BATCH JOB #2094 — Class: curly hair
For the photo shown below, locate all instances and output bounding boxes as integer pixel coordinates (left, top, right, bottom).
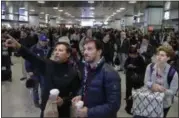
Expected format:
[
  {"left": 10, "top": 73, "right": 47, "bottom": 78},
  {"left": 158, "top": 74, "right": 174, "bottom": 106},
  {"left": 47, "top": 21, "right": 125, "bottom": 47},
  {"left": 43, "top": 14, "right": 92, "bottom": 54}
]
[{"left": 157, "top": 45, "right": 175, "bottom": 58}]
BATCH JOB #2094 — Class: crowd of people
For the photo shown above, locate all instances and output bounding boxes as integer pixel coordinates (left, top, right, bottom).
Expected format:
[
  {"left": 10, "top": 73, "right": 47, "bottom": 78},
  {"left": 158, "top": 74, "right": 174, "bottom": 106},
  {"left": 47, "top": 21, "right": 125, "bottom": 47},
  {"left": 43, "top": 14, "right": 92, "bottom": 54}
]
[{"left": 1, "top": 26, "right": 179, "bottom": 118}]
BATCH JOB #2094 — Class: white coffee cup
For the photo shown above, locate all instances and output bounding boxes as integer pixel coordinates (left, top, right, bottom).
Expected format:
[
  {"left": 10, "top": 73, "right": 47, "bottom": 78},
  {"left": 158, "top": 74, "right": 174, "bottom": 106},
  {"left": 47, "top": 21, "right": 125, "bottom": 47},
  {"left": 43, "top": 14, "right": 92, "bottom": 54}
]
[
  {"left": 49, "top": 89, "right": 60, "bottom": 101},
  {"left": 75, "top": 101, "right": 84, "bottom": 109}
]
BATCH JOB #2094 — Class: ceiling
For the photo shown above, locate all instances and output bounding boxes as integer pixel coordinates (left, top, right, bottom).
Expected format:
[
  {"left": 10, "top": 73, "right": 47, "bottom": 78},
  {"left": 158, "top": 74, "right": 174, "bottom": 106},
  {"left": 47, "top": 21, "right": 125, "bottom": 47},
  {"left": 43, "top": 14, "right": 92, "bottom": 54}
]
[{"left": 1, "top": 1, "right": 179, "bottom": 24}]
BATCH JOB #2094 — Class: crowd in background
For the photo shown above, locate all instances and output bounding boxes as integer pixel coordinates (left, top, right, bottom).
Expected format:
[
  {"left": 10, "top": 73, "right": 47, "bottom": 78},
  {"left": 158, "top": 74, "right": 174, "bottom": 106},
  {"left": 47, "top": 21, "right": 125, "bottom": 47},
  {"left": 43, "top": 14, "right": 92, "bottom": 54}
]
[{"left": 1, "top": 26, "right": 179, "bottom": 118}]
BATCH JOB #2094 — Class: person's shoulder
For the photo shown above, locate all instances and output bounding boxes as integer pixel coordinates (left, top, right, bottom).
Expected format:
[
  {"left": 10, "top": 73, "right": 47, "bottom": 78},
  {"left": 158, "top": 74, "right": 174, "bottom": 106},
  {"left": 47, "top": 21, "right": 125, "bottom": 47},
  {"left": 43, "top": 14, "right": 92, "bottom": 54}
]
[
  {"left": 31, "top": 44, "right": 37, "bottom": 50},
  {"left": 102, "top": 63, "right": 120, "bottom": 78}
]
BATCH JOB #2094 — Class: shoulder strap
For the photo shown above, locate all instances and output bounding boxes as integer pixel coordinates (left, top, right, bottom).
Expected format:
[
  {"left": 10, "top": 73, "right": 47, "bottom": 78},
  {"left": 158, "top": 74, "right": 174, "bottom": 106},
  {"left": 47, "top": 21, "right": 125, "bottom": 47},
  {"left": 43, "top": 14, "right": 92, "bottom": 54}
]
[
  {"left": 167, "top": 66, "right": 176, "bottom": 87},
  {"left": 150, "top": 63, "right": 155, "bottom": 81}
]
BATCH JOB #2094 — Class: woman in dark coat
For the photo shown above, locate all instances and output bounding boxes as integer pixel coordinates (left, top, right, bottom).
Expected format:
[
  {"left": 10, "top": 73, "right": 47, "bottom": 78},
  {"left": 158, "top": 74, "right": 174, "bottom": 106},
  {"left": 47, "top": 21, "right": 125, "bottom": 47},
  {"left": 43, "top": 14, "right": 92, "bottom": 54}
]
[
  {"left": 124, "top": 45, "right": 145, "bottom": 115},
  {"left": 102, "top": 33, "right": 115, "bottom": 66}
]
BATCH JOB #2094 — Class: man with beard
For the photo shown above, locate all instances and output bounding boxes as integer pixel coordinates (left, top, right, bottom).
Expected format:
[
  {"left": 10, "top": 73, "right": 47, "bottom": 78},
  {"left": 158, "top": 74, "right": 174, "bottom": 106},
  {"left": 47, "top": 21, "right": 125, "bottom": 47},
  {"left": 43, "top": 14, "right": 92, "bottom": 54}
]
[{"left": 72, "top": 40, "right": 121, "bottom": 118}]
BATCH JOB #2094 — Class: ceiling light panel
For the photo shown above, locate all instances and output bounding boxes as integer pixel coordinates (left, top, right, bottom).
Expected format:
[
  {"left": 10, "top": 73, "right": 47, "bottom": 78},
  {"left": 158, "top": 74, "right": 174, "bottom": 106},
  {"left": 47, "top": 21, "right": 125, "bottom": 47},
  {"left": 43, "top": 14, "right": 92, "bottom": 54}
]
[
  {"left": 58, "top": 9, "right": 63, "bottom": 12},
  {"left": 90, "top": 7, "right": 95, "bottom": 10},
  {"left": 30, "top": 9, "right": 35, "bottom": 12},
  {"left": 120, "top": 8, "right": 125, "bottom": 10},
  {"left": 53, "top": 7, "right": 58, "bottom": 10},
  {"left": 19, "top": 7, "right": 25, "bottom": 9},
  {"left": 116, "top": 10, "right": 121, "bottom": 12},
  {"left": 38, "top": 0, "right": 45, "bottom": 3},
  {"left": 129, "top": 1, "right": 136, "bottom": 4}
]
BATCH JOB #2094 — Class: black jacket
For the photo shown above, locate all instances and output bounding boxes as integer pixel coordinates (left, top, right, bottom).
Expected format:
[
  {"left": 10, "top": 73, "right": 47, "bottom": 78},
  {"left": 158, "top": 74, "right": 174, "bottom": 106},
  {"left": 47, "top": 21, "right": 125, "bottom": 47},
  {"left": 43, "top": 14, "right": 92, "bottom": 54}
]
[
  {"left": 124, "top": 55, "right": 145, "bottom": 88},
  {"left": 18, "top": 46, "right": 81, "bottom": 118},
  {"left": 117, "top": 38, "right": 130, "bottom": 54},
  {"left": 124, "top": 55, "right": 145, "bottom": 74}
]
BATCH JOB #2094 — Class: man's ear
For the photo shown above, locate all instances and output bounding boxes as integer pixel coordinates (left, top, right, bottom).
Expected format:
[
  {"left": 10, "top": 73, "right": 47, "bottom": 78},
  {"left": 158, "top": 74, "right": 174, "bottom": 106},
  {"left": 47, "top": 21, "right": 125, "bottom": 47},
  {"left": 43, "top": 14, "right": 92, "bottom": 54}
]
[
  {"left": 97, "top": 49, "right": 102, "bottom": 56},
  {"left": 67, "top": 53, "right": 71, "bottom": 58}
]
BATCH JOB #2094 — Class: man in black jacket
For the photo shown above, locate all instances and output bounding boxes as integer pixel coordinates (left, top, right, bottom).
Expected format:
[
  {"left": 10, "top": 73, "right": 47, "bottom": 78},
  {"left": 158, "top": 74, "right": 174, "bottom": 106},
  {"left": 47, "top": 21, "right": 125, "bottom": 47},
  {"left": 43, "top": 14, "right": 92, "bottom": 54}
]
[{"left": 5, "top": 34, "right": 81, "bottom": 118}]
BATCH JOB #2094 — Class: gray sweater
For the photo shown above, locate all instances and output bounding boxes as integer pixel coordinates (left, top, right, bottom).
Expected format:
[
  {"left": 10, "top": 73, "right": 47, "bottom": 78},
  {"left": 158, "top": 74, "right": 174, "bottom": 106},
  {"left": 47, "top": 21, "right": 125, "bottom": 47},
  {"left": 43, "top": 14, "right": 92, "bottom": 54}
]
[{"left": 144, "top": 63, "right": 178, "bottom": 108}]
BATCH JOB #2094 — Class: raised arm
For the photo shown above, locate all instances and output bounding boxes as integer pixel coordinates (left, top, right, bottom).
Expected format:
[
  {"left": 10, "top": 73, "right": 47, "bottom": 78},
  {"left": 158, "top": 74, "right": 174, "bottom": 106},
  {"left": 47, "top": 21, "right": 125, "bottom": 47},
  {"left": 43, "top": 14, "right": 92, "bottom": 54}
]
[{"left": 5, "top": 34, "right": 46, "bottom": 74}]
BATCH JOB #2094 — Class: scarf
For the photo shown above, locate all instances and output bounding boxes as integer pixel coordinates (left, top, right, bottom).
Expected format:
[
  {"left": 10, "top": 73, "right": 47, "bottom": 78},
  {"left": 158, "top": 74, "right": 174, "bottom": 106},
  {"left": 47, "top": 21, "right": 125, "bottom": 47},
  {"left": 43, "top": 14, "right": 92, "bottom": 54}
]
[{"left": 82, "top": 57, "right": 104, "bottom": 98}]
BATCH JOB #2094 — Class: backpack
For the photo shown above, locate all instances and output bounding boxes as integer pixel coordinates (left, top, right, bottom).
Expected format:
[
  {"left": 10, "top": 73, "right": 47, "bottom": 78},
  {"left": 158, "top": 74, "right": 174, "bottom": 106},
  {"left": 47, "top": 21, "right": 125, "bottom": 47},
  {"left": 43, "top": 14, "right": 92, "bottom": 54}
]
[{"left": 150, "top": 63, "right": 176, "bottom": 87}]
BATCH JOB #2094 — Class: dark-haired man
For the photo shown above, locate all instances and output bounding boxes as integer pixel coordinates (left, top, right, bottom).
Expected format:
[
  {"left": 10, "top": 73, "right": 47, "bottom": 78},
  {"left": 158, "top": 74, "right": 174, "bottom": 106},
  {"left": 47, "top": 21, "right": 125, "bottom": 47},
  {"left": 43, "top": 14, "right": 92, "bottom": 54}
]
[
  {"left": 72, "top": 40, "right": 121, "bottom": 118},
  {"left": 5, "top": 35, "right": 81, "bottom": 118}
]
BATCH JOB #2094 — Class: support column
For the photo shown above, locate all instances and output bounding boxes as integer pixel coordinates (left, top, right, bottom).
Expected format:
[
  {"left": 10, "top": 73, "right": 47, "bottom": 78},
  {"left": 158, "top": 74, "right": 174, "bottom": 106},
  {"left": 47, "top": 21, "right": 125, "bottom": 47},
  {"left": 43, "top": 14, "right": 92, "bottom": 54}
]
[
  {"left": 49, "top": 18, "right": 57, "bottom": 27},
  {"left": 144, "top": 6, "right": 164, "bottom": 31},
  {"left": 29, "top": 15, "right": 39, "bottom": 27},
  {"left": 109, "top": 20, "right": 121, "bottom": 30},
  {"left": 124, "top": 16, "right": 133, "bottom": 26}
]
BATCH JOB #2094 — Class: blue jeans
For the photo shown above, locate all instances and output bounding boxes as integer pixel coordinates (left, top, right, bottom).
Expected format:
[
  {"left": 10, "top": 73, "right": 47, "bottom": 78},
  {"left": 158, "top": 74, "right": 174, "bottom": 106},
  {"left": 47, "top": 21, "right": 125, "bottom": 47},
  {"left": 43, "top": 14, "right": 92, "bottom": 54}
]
[{"left": 32, "top": 75, "right": 44, "bottom": 103}]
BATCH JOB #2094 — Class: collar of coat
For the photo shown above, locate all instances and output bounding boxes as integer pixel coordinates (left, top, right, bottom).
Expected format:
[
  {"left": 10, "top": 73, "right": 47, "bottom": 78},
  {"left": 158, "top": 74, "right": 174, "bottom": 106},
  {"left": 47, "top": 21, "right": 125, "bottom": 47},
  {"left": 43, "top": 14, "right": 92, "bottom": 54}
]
[{"left": 83, "top": 57, "right": 105, "bottom": 71}]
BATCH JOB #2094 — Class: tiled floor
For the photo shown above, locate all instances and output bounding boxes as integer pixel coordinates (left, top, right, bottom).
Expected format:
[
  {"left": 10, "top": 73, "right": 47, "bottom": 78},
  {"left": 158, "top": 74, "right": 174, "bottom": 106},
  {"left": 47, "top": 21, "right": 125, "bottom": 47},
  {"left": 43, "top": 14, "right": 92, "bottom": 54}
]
[{"left": 2, "top": 56, "right": 178, "bottom": 117}]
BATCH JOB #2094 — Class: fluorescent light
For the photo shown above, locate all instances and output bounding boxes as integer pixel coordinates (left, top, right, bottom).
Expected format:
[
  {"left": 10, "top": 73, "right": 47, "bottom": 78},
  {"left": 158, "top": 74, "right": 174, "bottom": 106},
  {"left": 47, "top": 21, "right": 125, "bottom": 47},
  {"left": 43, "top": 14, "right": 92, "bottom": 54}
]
[
  {"left": 40, "top": 12, "right": 44, "bottom": 14},
  {"left": 116, "top": 9, "right": 121, "bottom": 12},
  {"left": 19, "top": 7, "right": 25, "bottom": 9},
  {"left": 104, "top": 21, "right": 108, "bottom": 25},
  {"left": 38, "top": 0, "right": 45, "bottom": 3},
  {"left": 91, "top": 12, "right": 94, "bottom": 15},
  {"left": 88, "top": 0, "right": 94, "bottom": 4},
  {"left": 53, "top": 7, "right": 58, "bottom": 10},
  {"left": 90, "top": 7, "right": 95, "bottom": 10},
  {"left": 30, "top": 9, "right": 35, "bottom": 12},
  {"left": 58, "top": 9, "right": 63, "bottom": 12},
  {"left": 140, "top": 13, "right": 144, "bottom": 15},
  {"left": 129, "top": 1, "right": 136, "bottom": 4},
  {"left": 65, "top": 12, "right": 71, "bottom": 16},
  {"left": 120, "top": 8, "right": 125, "bottom": 10},
  {"left": 113, "top": 12, "right": 117, "bottom": 15}
]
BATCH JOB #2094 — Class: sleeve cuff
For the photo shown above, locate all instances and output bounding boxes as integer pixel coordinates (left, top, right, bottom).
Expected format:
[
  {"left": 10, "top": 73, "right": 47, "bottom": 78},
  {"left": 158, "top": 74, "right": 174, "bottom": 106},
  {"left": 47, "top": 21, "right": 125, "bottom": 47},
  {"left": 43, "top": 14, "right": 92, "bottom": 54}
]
[{"left": 147, "top": 82, "right": 153, "bottom": 89}]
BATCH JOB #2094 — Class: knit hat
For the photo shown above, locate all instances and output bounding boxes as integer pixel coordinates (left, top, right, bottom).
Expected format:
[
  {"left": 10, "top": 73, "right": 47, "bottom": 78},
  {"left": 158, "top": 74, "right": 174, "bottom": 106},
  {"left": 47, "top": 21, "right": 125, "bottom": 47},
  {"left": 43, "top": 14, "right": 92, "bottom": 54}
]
[{"left": 58, "top": 36, "right": 70, "bottom": 45}]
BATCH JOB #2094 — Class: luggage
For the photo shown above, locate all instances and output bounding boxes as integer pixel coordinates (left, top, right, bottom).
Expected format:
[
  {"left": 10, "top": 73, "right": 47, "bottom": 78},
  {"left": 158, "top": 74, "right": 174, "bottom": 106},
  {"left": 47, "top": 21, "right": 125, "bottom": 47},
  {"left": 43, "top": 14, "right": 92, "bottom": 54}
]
[{"left": 132, "top": 87, "right": 164, "bottom": 118}]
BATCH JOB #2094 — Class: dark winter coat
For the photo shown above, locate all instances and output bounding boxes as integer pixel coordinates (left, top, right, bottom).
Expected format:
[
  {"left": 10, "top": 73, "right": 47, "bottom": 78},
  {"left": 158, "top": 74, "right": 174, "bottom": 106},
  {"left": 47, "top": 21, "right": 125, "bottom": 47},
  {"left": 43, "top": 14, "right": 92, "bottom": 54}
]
[
  {"left": 79, "top": 58, "right": 121, "bottom": 118},
  {"left": 18, "top": 46, "right": 81, "bottom": 118}
]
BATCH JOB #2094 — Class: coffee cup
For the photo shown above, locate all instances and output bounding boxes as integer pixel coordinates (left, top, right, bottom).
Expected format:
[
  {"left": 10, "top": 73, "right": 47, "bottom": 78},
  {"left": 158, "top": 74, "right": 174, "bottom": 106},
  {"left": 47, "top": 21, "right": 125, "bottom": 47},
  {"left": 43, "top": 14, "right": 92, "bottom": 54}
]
[
  {"left": 49, "top": 89, "right": 59, "bottom": 101},
  {"left": 75, "top": 101, "right": 84, "bottom": 109}
]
